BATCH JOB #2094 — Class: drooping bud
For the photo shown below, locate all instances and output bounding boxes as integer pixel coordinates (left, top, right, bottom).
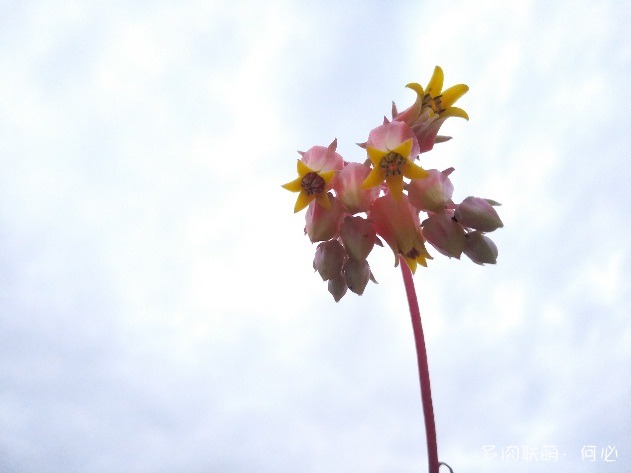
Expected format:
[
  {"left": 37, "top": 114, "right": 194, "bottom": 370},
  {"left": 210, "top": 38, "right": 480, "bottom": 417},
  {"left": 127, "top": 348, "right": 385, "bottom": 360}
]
[
  {"left": 334, "top": 163, "right": 379, "bottom": 213},
  {"left": 463, "top": 231, "right": 498, "bottom": 265},
  {"left": 339, "top": 216, "right": 376, "bottom": 261},
  {"left": 454, "top": 197, "right": 503, "bottom": 232},
  {"left": 328, "top": 275, "right": 348, "bottom": 302},
  {"left": 305, "top": 194, "right": 346, "bottom": 242},
  {"left": 422, "top": 212, "right": 465, "bottom": 258},
  {"left": 313, "top": 240, "right": 346, "bottom": 281},
  {"left": 342, "top": 258, "right": 371, "bottom": 295},
  {"left": 408, "top": 168, "right": 455, "bottom": 212}
]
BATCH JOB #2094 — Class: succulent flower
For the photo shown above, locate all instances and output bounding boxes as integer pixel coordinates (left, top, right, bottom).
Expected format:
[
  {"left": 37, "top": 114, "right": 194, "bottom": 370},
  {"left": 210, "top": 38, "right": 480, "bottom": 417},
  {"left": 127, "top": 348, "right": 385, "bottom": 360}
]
[{"left": 282, "top": 66, "right": 502, "bottom": 300}]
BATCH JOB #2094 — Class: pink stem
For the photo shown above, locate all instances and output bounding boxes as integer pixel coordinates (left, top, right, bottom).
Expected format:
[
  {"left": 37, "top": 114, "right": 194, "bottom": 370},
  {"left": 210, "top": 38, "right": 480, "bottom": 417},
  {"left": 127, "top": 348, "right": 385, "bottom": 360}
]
[{"left": 399, "top": 258, "right": 439, "bottom": 473}]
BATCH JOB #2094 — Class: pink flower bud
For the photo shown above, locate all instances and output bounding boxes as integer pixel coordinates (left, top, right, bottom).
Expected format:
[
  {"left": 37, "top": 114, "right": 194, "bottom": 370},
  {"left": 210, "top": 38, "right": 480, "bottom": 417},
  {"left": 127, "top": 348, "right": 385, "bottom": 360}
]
[
  {"left": 339, "top": 216, "right": 376, "bottom": 261},
  {"left": 334, "top": 163, "right": 379, "bottom": 214},
  {"left": 328, "top": 275, "right": 348, "bottom": 302},
  {"left": 343, "top": 258, "right": 371, "bottom": 295},
  {"left": 305, "top": 194, "right": 346, "bottom": 242},
  {"left": 408, "top": 168, "right": 455, "bottom": 212},
  {"left": 313, "top": 240, "right": 346, "bottom": 281},
  {"left": 454, "top": 197, "right": 503, "bottom": 232},
  {"left": 463, "top": 231, "right": 498, "bottom": 265},
  {"left": 422, "top": 212, "right": 465, "bottom": 258}
]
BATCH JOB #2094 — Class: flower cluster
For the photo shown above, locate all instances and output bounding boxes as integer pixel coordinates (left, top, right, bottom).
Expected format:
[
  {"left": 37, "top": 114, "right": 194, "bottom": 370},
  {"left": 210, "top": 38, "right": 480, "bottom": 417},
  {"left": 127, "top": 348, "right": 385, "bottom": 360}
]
[{"left": 283, "top": 67, "right": 503, "bottom": 301}]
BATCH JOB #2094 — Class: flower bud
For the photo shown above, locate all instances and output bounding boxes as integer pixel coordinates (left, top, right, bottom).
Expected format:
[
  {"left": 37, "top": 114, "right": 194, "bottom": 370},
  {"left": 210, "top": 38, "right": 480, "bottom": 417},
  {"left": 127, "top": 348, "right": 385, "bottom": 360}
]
[
  {"left": 334, "top": 163, "right": 379, "bottom": 213},
  {"left": 408, "top": 168, "right": 455, "bottom": 212},
  {"left": 305, "top": 194, "right": 346, "bottom": 242},
  {"left": 313, "top": 240, "right": 346, "bottom": 281},
  {"left": 339, "top": 216, "right": 376, "bottom": 261},
  {"left": 422, "top": 212, "right": 465, "bottom": 258},
  {"left": 328, "top": 275, "right": 348, "bottom": 302},
  {"left": 454, "top": 197, "right": 503, "bottom": 232},
  {"left": 343, "top": 258, "right": 371, "bottom": 295},
  {"left": 463, "top": 231, "right": 498, "bottom": 265}
]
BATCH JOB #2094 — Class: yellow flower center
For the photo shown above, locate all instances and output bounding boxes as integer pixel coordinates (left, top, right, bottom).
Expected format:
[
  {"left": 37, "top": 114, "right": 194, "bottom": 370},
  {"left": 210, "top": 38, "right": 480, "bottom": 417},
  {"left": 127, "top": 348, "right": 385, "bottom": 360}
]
[
  {"left": 301, "top": 172, "right": 326, "bottom": 195},
  {"left": 380, "top": 152, "right": 406, "bottom": 177}
]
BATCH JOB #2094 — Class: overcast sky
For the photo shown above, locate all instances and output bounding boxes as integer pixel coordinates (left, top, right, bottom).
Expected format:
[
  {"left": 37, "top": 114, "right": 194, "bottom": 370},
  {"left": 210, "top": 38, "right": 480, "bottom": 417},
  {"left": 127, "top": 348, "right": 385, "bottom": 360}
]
[{"left": 1, "top": 0, "right": 630, "bottom": 472}]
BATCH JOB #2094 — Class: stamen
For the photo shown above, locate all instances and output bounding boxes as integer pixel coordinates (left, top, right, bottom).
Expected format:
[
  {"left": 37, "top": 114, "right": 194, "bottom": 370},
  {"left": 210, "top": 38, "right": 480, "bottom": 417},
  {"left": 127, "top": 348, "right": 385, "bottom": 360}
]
[
  {"left": 380, "top": 152, "right": 406, "bottom": 177},
  {"left": 301, "top": 172, "right": 326, "bottom": 195}
]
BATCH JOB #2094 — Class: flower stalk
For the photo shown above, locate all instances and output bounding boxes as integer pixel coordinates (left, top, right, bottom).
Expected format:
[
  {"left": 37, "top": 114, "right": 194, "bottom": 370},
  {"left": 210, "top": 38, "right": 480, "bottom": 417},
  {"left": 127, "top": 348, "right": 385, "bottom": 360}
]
[{"left": 400, "top": 257, "right": 439, "bottom": 473}]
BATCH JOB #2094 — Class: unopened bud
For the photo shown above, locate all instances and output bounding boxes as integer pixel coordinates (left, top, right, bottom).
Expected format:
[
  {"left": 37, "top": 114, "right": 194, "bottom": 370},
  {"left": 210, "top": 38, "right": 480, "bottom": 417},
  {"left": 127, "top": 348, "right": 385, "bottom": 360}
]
[
  {"left": 422, "top": 212, "right": 465, "bottom": 258},
  {"left": 343, "top": 258, "right": 371, "bottom": 295},
  {"left": 313, "top": 240, "right": 346, "bottom": 281},
  {"left": 454, "top": 197, "right": 503, "bottom": 232},
  {"left": 339, "top": 216, "right": 376, "bottom": 261},
  {"left": 463, "top": 231, "right": 498, "bottom": 265},
  {"left": 328, "top": 275, "right": 348, "bottom": 302}
]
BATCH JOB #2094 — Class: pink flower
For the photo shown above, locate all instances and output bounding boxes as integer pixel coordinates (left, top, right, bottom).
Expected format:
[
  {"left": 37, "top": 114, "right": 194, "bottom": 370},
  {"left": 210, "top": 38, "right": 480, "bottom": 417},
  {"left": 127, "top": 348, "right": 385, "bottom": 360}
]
[
  {"left": 282, "top": 140, "right": 344, "bottom": 213},
  {"left": 369, "top": 193, "right": 432, "bottom": 273},
  {"left": 334, "top": 163, "right": 380, "bottom": 214},
  {"left": 361, "top": 121, "right": 428, "bottom": 201},
  {"left": 305, "top": 194, "right": 346, "bottom": 242},
  {"left": 394, "top": 66, "right": 469, "bottom": 154}
]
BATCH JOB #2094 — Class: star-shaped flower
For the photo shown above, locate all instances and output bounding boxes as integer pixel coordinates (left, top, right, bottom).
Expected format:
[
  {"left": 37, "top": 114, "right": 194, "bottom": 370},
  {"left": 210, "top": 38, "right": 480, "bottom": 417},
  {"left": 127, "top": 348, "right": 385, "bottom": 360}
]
[
  {"left": 361, "top": 121, "right": 428, "bottom": 201},
  {"left": 282, "top": 159, "right": 336, "bottom": 213}
]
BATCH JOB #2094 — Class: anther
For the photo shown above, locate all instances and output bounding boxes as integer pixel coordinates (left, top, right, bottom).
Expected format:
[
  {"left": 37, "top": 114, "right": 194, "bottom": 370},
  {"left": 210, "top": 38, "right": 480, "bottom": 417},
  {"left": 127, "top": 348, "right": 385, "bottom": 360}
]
[{"left": 301, "top": 172, "right": 326, "bottom": 195}]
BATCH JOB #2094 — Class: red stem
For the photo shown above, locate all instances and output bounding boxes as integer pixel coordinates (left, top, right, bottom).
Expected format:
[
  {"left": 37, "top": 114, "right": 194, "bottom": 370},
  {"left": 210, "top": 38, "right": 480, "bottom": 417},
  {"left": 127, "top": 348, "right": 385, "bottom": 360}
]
[{"left": 399, "top": 258, "right": 439, "bottom": 473}]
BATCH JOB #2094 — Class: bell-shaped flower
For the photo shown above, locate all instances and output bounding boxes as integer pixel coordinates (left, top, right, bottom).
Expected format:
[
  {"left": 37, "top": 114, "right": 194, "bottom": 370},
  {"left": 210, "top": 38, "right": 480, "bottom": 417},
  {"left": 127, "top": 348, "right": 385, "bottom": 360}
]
[
  {"left": 334, "top": 162, "right": 380, "bottom": 214},
  {"left": 282, "top": 140, "right": 344, "bottom": 213},
  {"left": 339, "top": 216, "right": 376, "bottom": 261},
  {"left": 305, "top": 194, "right": 346, "bottom": 242},
  {"left": 313, "top": 240, "right": 346, "bottom": 281},
  {"left": 463, "top": 231, "right": 498, "bottom": 265},
  {"left": 394, "top": 66, "right": 469, "bottom": 153},
  {"left": 454, "top": 197, "right": 503, "bottom": 232},
  {"left": 408, "top": 168, "right": 455, "bottom": 213},
  {"left": 369, "top": 193, "right": 432, "bottom": 273},
  {"left": 361, "top": 121, "right": 428, "bottom": 201},
  {"left": 422, "top": 211, "right": 465, "bottom": 259}
]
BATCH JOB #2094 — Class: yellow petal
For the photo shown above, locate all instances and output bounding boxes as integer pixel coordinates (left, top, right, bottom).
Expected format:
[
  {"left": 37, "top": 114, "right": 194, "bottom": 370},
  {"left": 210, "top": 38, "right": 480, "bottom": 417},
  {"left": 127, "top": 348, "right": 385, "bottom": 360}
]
[
  {"left": 404, "top": 161, "right": 429, "bottom": 180},
  {"left": 297, "top": 159, "right": 314, "bottom": 176},
  {"left": 404, "top": 257, "right": 418, "bottom": 274},
  {"left": 320, "top": 169, "right": 336, "bottom": 185},
  {"left": 361, "top": 166, "right": 385, "bottom": 189},
  {"left": 282, "top": 176, "right": 303, "bottom": 192},
  {"left": 391, "top": 138, "right": 413, "bottom": 158},
  {"left": 366, "top": 145, "right": 387, "bottom": 165},
  {"left": 441, "top": 84, "right": 469, "bottom": 108},
  {"left": 405, "top": 82, "right": 424, "bottom": 97},
  {"left": 386, "top": 175, "right": 404, "bottom": 201},
  {"left": 443, "top": 106, "right": 469, "bottom": 120},
  {"left": 426, "top": 66, "right": 444, "bottom": 96},
  {"left": 294, "top": 192, "right": 314, "bottom": 213}
]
